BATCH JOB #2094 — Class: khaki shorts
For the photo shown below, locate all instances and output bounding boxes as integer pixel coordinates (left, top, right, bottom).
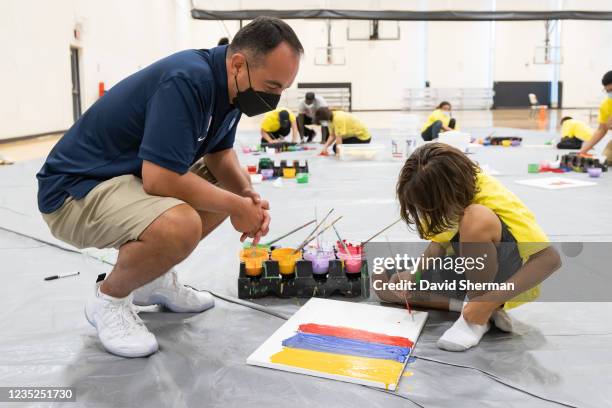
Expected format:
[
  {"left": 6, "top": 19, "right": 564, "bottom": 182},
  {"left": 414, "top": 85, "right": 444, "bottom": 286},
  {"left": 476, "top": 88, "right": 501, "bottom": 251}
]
[{"left": 42, "top": 159, "right": 218, "bottom": 250}]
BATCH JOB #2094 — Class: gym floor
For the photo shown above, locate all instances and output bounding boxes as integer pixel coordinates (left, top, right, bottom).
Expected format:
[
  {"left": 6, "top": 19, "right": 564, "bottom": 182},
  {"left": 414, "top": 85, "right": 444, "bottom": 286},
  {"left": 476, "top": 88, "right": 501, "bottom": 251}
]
[{"left": 0, "top": 109, "right": 610, "bottom": 407}]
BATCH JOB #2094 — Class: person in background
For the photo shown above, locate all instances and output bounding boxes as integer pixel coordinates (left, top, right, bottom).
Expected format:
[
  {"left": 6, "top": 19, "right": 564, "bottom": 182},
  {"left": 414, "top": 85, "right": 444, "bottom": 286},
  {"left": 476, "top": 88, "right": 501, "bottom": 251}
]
[
  {"left": 260, "top": 107, "right": 299, "bottom": 144},
  {"left": 217, "top": 37, "right": 230, "bottom": 46},
  {"left": 557, "top": 116, "right": 593, "bottom": 150},
  {"left": 421, "top": 101, "right": 457, "bottom": 141},
  {"left": 376, "top": 143, "right": 561, "bottom": 352},
  {"left": 297, "top": 92, "right": 330, "bottom": 143},
  {"left": 579, "top": 70, "right": 612, "bottom": 163},
  {"left": 316, "top": 107, "right": 371, "bottom": 156}
]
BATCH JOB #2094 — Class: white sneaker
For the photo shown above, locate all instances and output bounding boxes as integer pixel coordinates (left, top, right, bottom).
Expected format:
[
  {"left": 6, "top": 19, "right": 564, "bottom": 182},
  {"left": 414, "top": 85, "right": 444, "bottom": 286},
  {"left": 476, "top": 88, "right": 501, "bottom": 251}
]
[
  {"left": 132, "top": 268, "right": 214, "bottom": 313},
  {"left": 85, "top": 288, "right": 159, "bottom": 358}
]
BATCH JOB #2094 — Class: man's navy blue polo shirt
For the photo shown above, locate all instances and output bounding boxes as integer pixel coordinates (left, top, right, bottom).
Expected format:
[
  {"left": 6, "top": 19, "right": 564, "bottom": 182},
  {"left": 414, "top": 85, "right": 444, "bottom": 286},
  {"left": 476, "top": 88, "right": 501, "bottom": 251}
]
[{"left": 36, "top": 45, "right": 241, "bottom": 214}]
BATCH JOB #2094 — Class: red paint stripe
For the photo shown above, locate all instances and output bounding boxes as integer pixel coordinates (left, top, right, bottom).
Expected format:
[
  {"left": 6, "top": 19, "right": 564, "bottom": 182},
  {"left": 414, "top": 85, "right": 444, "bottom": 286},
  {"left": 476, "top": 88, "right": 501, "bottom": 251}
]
[{"left": 298, "top": 323, "right": 414, "bottom": 348}]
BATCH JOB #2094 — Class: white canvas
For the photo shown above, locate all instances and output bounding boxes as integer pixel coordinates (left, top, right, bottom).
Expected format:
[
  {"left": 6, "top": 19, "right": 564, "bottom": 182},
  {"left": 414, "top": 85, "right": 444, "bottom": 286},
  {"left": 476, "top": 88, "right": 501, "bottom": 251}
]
[
  {"left": 247, "top": 298, "right": 428, "bottom": 391},
  {"left": 515, "top": 177, "right": 597, "bottom": 190}
]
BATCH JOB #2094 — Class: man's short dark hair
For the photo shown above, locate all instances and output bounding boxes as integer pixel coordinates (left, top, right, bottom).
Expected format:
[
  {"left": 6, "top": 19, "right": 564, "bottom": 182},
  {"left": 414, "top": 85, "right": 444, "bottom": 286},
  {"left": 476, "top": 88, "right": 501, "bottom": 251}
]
[
  {"left": 305, "top": 92, "right": 315, "bottom": 102},
  {"left": 217, "top": 37, "right": 230, "bottom": 46},
  {"left": 228, "top": 16, "right": 303, "bottom": 64},
  {"left": 603, "top": 70, "right": 612, "bottom": 87},
  {"left": 560, "top": 116, "right": 573, "bottom": 124}
]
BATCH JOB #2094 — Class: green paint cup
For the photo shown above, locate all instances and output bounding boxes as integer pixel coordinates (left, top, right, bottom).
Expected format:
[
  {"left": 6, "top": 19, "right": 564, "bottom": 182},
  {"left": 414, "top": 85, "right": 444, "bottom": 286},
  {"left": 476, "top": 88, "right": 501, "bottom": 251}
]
[
  {"left": 527, "top": 163, "right": 539, "bottom": 173},
  {"left": 296, "top": 173, "right": 309, "bottom": 183}
]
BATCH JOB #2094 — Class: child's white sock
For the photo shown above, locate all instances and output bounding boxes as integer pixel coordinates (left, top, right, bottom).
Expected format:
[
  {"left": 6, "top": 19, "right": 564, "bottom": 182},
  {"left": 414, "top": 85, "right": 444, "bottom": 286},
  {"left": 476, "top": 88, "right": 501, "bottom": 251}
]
[
  {"left": 437, "top": 315, "right": 490, "bottom": 352},
  {"left": 491, "top": 308, "right": 513, "bottom": 332}
]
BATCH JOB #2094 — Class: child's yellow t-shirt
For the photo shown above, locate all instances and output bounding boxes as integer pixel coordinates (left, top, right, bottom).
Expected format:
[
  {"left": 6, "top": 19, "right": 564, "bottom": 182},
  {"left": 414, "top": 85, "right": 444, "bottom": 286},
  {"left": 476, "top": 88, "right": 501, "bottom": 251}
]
[
  {"left": 260, "top": 108, "right": 295, "bottom": 133},
  {"left": 598, "top": 98, "right": 612, "bottom": 124},
  {"left": 421, "top": 109, "right": 452, "bottom": 132},
  {"left": 561, "top": 119, "right": 593, "bottom": 141},
  {"left": 428, "top": 172, "right": 550, "bottom": 308},
  {"left": 331, "top": 111, "right": 371, "bottom": 141}
]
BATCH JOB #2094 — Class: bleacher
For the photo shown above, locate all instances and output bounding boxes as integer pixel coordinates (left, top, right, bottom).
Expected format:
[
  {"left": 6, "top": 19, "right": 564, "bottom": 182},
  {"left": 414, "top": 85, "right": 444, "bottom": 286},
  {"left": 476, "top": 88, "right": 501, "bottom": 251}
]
[{"left": 402, "top": 88, "right": 495, "bottom": 111}]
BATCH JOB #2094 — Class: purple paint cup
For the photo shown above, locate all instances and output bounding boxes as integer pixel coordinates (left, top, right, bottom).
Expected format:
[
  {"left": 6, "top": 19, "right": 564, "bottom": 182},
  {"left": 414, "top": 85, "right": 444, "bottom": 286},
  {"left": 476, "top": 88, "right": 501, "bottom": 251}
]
[
  {"left": 303, "top": 250, "right": 334, "bottom": 275},
  {"left": 261, "top": 169, "right": 274, "bottom": 180},
  {"left": 587, "top": 167, "right": 602, "bottom": 178}
]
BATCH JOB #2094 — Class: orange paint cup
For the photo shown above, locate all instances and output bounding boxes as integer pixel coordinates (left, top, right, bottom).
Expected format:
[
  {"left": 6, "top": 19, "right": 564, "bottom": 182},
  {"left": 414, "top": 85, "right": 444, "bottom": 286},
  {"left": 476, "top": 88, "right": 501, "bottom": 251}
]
[
  {"left": 239, "top": 248, "right": 270, "bottom": 277},
  {"left": 271, "top": 248, "right": 301, "bottom": 275}
]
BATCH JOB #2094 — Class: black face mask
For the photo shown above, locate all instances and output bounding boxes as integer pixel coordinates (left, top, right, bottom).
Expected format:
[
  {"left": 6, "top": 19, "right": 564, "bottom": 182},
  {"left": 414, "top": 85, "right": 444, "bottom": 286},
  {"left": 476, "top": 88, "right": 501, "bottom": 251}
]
[{"left": 232, "top": 60, "right": 280, "bottom": 117}]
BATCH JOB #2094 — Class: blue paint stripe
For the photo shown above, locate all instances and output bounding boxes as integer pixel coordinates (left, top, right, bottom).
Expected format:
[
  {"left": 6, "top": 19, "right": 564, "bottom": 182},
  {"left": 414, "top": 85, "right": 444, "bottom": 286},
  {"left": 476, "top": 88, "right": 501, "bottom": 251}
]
[{"left": 281, "top": 332, "right": 410, "bottom": 363}]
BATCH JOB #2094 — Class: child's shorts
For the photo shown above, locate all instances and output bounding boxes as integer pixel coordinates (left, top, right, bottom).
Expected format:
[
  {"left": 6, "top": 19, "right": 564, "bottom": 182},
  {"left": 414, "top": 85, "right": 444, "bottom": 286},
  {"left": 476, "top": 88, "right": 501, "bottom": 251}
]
[{"left": 420, "top": 218, "right": 523, "bottom": 301}]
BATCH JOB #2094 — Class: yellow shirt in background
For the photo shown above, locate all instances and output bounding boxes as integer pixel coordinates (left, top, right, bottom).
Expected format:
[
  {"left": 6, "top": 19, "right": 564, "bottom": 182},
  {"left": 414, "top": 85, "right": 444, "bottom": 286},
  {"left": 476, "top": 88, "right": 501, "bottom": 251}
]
[
  {"left": 421, "top": 109, "right": 451, "bottom": 132},
  {"left": 331, "top": 111, "right": 371, "bottom": 141},
  {"left": 428, "top": 172, "right": 549, "bottom": 309},
  {"left": 598, "top": 98, "right": 612, "bottom": 124},
  {"left": 561, "top": 119, "right": 593, "bottom": 141},
  {"left": 260, "top": 108, "right": 295, "bottom": 133}
]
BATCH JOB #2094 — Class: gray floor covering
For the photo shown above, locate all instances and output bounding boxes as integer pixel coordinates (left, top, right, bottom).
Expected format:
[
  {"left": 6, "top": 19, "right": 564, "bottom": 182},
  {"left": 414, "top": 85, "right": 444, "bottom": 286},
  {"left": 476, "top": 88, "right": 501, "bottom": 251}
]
[{"left": 0, "top": 126, "right": 611, "bottom": 407}]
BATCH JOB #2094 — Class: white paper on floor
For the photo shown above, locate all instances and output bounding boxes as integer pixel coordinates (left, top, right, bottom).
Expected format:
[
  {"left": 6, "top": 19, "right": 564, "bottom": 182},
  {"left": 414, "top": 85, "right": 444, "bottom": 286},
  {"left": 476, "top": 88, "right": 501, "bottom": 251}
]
[{"left": 515, "top": 177, "right": 597, "bottom": 190}]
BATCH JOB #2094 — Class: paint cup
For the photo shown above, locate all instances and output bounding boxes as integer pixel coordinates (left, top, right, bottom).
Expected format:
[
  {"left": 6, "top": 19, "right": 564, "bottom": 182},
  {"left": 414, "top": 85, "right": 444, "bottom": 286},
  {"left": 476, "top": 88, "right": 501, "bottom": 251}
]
[
  {"left": 336, "top": 241, "right": 363, "bottom": 274},
  {"left": 250, "top": 173, "right": 263, "bottom": 184},
  {"left": 283, "top": 167, "right": 296, "bottom": 178},
  {"left": 528, "top": 163, "right": 539, "bottom": 173},
  {"left": 247, "top": 165, "right": 257, "bottom": 174},
  {"left": 587, "top": 167, "right": 602, "bottom": 178},
  {"left": 296, "top": 173, "right": 309, "bottom": 184},
  {"left": 271, "top": 248, "right": 301, "bottom": 275},
  {"left": 511, "top": 139, "right": 521, "bottom": 147},
  {"left": 303, "top": 249, "right": 335, "bottom": 275},
  {"left": 239, "top": 248, "right": 270, "bottom": 277},
  {"left": 501, "top": 140, "right": 512, "bottom": 147},
  {"left": 261, "top": 169, "right": 274, "bottom": 180}
]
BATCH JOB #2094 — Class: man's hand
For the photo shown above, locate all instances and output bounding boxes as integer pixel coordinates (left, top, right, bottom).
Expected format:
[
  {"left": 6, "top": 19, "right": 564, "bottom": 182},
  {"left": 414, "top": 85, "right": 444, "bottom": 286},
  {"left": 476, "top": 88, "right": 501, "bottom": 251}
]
[
  {"left": 239, "top": 188, "right": 271, "bottom": 244},
  {"left": 230, "top": 197, "right": 266, "bottom": 241}
]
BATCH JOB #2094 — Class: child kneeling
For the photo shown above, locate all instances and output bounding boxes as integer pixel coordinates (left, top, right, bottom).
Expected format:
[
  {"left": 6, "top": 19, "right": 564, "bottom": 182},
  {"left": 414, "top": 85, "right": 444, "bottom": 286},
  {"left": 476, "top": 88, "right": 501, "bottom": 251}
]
[{"left": 376, "top": 143, "right": 561, "bottom": 351}]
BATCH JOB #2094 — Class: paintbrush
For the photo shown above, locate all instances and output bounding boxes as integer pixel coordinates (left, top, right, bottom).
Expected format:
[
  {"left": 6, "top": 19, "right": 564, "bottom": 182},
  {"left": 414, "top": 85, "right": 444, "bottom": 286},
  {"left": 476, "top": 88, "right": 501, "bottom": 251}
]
[
  {"left": 293, "top": 216, "right": 342, "bottom": 254},
  {"left": 362, "top": 218, "right": 402, "bottom": 245},
  {"left": 385, "top": 235, "right": 413, "bottom": 321},
  {"left": 331, "top": 224, "right": 350, "bottom": 254},
  {"left": 294, "top": 208, "right": 334, "bottom": 252},
  {"left": 264, "top": 219, "right": 316, "bottom": 246}
]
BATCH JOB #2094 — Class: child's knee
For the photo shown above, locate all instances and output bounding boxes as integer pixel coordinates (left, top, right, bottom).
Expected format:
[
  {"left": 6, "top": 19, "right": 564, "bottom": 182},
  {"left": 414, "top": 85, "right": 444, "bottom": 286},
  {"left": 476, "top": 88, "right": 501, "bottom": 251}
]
[{"left": 459, "top": 204, "right": 501, "bottom": 242}]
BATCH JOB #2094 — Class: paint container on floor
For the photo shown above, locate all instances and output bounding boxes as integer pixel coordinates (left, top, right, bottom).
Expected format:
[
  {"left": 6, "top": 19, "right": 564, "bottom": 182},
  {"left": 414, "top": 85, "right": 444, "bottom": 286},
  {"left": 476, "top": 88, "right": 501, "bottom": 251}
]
[
  {"left": 261, "top": 169, "right": 274, "bottom": 180},
  {"left": 247, "top": 165, "right": 257, "bottom": 174},
  {"left": 271, "top": 248, "right": 301, "bottom": 276},
  {"left": 239, "top": 248, "right": 270, "bottom": 277},
  {"left": 528, "top": 163, "right": 539, "bottom": 173},
  {"left": 250, "top": 173, "right": 263, "bottom": 184},
  {"left": 303, "top": 249, "right": 334, "bottom": 276},
  {"left": 283, "top": 167, "right": 297, "bottom": 178},
  {"left": 511, "top": 139, "right": 521, "bottom": 147},
  {"left": 588, "top": 167, "right": 602, "bottom": 178},
  {"left": 501, "top": 140, "right": 512, "bottom": 147},
  {"left": 296, "top": 173, "right": 309, "bottom": 183}
]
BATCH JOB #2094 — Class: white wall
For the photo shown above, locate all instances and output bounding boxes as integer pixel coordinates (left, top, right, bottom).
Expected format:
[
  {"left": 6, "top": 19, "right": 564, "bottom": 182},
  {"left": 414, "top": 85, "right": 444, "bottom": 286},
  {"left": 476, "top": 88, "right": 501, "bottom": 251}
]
[{"left": 1, "top": 0, "right": 611, "bottom": 139}]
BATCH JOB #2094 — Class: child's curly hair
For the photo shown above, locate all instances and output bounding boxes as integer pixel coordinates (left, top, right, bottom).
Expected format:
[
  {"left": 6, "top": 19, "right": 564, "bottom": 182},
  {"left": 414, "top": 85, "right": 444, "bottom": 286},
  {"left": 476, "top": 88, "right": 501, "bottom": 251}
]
[{"left": 396, "top": 143, "right": 480, "bottom": 239}]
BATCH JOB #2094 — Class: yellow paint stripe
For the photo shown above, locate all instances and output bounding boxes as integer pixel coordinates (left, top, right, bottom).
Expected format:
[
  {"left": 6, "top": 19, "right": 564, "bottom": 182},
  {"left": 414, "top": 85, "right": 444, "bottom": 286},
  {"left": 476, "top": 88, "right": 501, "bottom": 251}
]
[{"left": 270, "top": 347, "right": 404, "bottom": 388}]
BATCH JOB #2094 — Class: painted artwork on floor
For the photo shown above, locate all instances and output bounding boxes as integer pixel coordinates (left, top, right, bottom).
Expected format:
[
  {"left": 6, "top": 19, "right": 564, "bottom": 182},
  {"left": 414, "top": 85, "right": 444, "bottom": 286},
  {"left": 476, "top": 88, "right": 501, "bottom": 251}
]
[
  {"left": 247, "top": 298, "right": 427, "bottom": 390},
  {"left": 515, "top": 177, "right": 597, "bottom": 190}
]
